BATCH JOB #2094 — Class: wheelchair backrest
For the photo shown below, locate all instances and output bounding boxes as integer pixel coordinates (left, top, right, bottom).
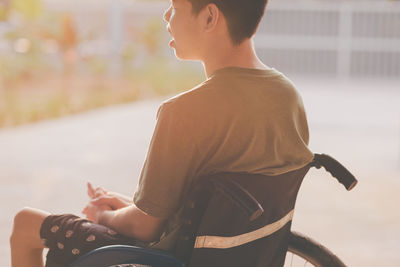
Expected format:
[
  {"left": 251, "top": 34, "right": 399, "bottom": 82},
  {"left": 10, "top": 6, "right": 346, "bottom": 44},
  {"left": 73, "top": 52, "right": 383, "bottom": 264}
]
[{"left": 166, "top": 166, "right": 310, "bottom": 267}]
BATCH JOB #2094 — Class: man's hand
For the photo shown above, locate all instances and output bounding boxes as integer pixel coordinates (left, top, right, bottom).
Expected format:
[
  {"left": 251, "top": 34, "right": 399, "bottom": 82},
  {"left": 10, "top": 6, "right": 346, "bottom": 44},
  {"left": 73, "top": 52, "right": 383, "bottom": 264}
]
[
  {"left": 86, "top": 182, "right": 132, "bottom": 209},
  {"left": 89, "top": 194, "right": 130, "bottom": 210},
  {"left": 87, "top": 182, "right": 108, "bottom": 199},
  {"left": 82, "top": 202, "right": 111, "bottom": 224},
  {"left": 83, "top": 182, "right": 133, "bottom": 221},
  {"left": 83, "top": 182, "right": 165, "bottom": 242}
]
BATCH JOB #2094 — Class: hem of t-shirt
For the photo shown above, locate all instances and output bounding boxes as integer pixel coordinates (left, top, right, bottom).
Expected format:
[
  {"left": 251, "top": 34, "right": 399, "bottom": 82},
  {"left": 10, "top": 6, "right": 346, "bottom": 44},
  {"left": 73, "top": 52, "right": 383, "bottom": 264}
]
[
  {"left": 133, "top": 195, "right": 175, "bottom": 219},
  {"left": 300, "top": 154, "right": 315, "bottom": 169},
  {"left": 270, "top": 153, "right": 315, "bottom": 176}
]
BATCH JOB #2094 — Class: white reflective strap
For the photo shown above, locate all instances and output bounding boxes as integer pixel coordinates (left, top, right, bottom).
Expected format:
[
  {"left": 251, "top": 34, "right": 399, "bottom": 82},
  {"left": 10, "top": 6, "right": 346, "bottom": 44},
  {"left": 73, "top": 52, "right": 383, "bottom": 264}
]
[{"left": 194, "top": 209, "right": 294, "bottom": 249}]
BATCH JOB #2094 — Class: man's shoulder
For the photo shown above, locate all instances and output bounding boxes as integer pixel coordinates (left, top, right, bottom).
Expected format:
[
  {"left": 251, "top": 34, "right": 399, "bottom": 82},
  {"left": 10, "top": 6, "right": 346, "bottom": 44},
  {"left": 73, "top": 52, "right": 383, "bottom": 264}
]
[
  {"left": 161, "top": 78, "right": 216, "bottom": 110},
  {"left": 158, "top": 68, "right": 304, "bottom": 116}
]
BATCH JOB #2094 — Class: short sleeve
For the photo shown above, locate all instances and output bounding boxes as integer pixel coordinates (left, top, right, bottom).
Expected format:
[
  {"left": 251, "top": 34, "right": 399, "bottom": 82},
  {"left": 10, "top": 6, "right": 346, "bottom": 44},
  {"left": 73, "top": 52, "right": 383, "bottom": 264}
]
[{"left": 133, "top": 102, "right": 199, "bottom": 218}]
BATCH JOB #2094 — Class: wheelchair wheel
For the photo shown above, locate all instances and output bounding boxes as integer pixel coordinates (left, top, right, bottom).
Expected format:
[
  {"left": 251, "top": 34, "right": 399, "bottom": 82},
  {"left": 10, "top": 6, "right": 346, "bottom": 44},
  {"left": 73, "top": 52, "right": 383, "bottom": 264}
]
[{"left": 285, "top": 231, "right": 346, "bottom": 267}]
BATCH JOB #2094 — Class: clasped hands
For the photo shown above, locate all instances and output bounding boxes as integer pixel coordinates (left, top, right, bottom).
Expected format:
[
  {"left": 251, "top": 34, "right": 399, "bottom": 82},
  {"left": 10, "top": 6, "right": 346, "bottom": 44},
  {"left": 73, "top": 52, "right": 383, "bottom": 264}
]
[{"left": 82, "top": 182, "right": 132, "bottom": 224}]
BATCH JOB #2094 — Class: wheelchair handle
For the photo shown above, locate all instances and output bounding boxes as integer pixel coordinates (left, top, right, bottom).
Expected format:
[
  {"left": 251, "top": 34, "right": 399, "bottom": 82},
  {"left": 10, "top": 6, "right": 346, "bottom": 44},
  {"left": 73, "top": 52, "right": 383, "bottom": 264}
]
[{"left": 311, "top": 153, "right": 358, "bottom": 191}]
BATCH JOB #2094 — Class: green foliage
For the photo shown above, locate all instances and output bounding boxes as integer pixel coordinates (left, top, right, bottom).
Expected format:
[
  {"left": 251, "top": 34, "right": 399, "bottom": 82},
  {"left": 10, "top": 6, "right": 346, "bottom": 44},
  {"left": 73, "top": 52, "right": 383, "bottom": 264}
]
[
  {"left": 0, "top": 79, "right": 143, "bottom": 128},
  {"left": 140, "top": 18, "right": 164, "bottom": 55},
  {"left": 0, "top": 7, "right": 204, "bottom": 128},
  {"left": 0, "top": 4, "right": 60, "bottom": 84},
  {"left": 0, "top": 4, "right": 10, "bottom": 21},
  {"left": 131, "top": 59, "right": 203, "bottom": 96},
  {"left": 86, "top": 57, "right": 109, "bottom": 75},
  {"left": 0, "top": 52, "right": 49, "bottom": 85},
  {"left": 11, "top": 0, "right": 43, "bottom": 20}
]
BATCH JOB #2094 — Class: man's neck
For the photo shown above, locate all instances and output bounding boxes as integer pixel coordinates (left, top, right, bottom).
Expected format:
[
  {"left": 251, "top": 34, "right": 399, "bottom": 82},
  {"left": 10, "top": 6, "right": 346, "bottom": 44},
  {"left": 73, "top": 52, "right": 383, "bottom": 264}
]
[{"left": 201, "top": 39, "right": 268, "bottom": 77}]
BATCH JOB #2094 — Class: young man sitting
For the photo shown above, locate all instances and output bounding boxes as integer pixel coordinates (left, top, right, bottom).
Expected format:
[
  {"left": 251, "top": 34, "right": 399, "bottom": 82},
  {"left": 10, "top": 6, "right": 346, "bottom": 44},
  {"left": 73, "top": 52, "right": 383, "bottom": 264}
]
[{"left": 10, "top": 0, "right": 313, "bottom": 266}]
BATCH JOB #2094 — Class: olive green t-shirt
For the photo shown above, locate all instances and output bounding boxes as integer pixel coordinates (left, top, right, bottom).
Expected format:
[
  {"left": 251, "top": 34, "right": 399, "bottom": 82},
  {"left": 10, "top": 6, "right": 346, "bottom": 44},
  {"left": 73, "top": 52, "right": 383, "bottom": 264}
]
[{"left": 133, "top": 67, "right": 314, "bottom": 218}]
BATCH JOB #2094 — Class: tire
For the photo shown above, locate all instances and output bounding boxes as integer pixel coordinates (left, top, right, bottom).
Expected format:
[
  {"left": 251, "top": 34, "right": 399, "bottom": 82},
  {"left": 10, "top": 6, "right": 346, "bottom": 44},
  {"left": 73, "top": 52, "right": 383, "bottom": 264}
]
[{"left": 286, "top": 231, "right": 347, "bottom": 267}]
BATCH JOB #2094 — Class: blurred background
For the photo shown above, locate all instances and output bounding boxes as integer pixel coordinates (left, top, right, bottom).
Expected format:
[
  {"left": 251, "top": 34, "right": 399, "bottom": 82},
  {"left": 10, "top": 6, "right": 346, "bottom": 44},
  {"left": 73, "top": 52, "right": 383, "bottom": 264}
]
[
  {"left": 0, "top": 0, "right": 399, "bottom": 127},
  {"left": 0, "top": 0, "right": 205, "bottom": 128},
  {"left": 0, "top": 0, "right": 399, "bottom": 266}
]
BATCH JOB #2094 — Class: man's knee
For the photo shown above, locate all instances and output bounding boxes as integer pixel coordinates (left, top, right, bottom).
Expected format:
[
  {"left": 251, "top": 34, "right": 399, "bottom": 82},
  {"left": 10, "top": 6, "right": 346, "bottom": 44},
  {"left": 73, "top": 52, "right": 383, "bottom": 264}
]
[
  {"left": 13, "top": 207, "right": 36, "bottom": 228},
  {"left": 10, "top": 207, "right": 45, "bottom": 245}
]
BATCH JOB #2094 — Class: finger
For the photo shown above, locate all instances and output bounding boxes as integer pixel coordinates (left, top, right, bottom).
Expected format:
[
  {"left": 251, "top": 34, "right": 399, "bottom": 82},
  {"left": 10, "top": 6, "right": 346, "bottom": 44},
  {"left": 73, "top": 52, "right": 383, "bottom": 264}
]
[
  {"left": 87, "top": 182, "right": 95, "bottom": 198},
  {"left": 94, "top": 187, "right": 107, "bottom": 198},
  {"left": 91, "top": 196, "right": 110, "bottom": 205},
  {"left": 91, "top": 196, "right": 116, "bottom": 207},
  {"left": 82, "top": 206, "right": 88, "bottom": 215}
]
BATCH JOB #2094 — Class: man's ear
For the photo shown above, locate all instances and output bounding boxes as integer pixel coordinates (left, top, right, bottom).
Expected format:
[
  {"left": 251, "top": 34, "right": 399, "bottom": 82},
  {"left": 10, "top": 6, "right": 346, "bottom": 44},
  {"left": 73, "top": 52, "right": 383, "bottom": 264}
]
[{"left": 202, "top": 3, "right": 219, "bottom": 32}]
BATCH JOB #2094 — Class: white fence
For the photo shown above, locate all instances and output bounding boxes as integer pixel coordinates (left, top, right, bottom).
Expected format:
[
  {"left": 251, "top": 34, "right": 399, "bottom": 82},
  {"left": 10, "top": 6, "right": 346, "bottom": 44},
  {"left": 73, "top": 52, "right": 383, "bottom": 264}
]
[{"left": 256, "top": 1, "right": 400, "bottom": 79}]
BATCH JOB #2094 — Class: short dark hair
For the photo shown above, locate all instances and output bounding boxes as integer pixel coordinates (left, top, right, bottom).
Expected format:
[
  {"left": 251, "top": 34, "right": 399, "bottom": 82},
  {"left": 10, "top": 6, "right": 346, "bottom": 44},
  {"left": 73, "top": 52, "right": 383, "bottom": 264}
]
[{"left": 188, "top": 0, "right": 268, "bottom": 45}]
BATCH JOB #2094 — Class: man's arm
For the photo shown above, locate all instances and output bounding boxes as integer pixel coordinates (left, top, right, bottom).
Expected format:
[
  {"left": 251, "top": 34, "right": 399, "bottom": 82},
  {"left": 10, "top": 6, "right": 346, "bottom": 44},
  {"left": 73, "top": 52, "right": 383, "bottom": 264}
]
[{"left": 83, "top": 200, "right": 165, "bottom": 242}]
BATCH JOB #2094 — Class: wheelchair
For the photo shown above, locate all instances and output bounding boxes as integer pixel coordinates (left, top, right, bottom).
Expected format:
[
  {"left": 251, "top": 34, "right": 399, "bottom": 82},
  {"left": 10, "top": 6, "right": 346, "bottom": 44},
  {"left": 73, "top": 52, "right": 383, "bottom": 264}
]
[{"left": 69, "top": 153, "right": 357, "bottom": 267}]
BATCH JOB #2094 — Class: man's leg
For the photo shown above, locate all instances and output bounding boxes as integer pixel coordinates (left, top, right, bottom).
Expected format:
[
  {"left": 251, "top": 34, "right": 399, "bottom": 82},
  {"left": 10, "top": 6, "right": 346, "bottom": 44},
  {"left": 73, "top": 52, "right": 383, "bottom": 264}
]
[{"left": 10, "top": 207, "right": 50, "bottom": 267}]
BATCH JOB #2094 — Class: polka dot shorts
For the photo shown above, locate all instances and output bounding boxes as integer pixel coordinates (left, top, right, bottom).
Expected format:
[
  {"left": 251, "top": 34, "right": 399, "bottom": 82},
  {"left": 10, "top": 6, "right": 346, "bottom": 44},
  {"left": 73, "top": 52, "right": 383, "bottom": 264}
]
[{"left": 40, "top": 214, "right": 141, "bottom": 267}]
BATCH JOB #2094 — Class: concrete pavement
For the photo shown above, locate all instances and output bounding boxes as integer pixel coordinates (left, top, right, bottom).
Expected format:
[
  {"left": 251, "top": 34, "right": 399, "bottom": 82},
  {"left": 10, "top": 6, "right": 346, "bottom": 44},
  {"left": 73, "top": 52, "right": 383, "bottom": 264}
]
[{"left": 1, "top": 79, "right": 399, "bottom": 266}]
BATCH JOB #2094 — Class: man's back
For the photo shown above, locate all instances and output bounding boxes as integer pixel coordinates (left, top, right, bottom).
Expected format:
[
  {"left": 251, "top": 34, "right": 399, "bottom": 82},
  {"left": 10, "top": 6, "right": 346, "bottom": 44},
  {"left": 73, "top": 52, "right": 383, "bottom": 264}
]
[{"left": 134, "top": 66, "right": 313, "bottom": 219}]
